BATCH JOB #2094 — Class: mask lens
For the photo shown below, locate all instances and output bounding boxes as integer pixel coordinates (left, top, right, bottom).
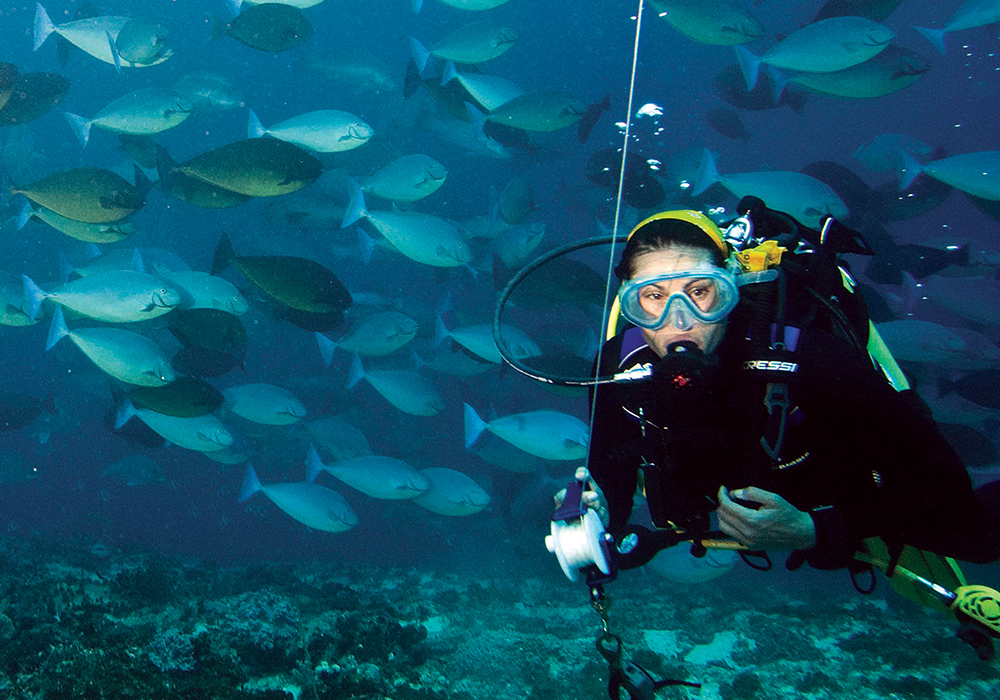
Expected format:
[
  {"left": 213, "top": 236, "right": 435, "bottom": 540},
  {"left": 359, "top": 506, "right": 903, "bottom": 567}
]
[
  {"left": 684, "top": 278, "right": 720, "bottom": 313},
  {"left": 619, "top": 270, "right": 738, "bottom": 330}
]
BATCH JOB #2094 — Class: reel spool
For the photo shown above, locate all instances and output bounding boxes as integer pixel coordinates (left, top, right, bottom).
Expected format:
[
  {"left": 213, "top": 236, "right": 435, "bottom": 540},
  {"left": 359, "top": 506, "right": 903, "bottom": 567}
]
[{"left": 546, "top": 480, "right": 613, "bottom": 582}]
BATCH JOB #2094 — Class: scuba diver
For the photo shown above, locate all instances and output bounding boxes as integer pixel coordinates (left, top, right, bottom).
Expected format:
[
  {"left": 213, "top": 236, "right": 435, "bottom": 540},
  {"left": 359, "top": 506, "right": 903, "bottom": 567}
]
[
  {"left": 527, "top": 201, "right": 1000, "bottom": 697},
  {"left": 535, "top": 203, "right": 1000, "bottom": 689},
  {"left": 570, "top": 207, "right": 1000, "bottom": 574}
]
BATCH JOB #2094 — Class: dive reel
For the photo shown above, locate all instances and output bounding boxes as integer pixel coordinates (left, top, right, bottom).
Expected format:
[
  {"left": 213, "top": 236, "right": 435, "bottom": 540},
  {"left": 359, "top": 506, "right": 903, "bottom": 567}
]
[
  {"left": 546, "top": 478, "right": 616, "bottom": 583},
  {"left": 547, "top": 477, "right": 704, "bottom": 699}
]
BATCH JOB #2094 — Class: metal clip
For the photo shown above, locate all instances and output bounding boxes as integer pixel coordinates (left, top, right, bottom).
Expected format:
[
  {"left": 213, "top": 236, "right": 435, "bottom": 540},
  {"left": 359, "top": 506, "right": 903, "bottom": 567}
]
[{"left": 724, "top": 213, "right": 755, "bottom": 251}]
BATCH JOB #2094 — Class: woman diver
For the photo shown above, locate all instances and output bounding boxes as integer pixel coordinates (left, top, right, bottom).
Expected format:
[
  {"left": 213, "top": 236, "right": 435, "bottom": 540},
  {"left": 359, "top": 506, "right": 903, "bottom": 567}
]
[{"left": 572, "top": 208, "right": 1000, "bottom": 572}]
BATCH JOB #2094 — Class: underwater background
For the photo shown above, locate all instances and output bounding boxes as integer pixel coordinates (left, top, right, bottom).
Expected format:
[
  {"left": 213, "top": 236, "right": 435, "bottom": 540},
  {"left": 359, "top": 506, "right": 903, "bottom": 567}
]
[{"left": 1, "top": 0, "right": 1000, "bottom": 697}]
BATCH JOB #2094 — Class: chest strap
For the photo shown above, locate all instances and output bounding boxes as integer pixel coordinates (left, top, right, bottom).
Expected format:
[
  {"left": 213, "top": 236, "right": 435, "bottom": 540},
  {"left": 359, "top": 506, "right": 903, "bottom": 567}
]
[{"left": 748, "top": 324, "right": 802, "bottom": 464}]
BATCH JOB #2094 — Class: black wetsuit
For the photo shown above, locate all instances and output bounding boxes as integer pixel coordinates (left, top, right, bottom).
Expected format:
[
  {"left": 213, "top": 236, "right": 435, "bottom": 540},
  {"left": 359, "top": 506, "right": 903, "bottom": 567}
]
[{"left": 587, "top": 316, "right": 1000, "bottom": 569}]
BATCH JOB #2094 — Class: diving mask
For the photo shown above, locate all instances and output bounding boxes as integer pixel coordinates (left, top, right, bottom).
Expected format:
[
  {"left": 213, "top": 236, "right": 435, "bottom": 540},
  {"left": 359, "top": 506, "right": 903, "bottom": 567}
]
[{"left": 617, "top": 266, "right": 739, "bottom": 331}]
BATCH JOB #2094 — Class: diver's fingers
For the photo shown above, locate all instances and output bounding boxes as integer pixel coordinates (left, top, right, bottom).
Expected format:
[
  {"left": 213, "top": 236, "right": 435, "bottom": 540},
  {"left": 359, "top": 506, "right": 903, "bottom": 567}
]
[
  {"left": 554, "top": 489, "right": 600, "bottom": 510},
  {"left": 582, "top": 490, "right": 609, "bottom": 526},
  {"left": 554, "top": 487, "right": 600, "bottom": 509},
  {"left": 718, "top": 514, "right": 750, "bottom": 545},
  {"left": 717, "top": 487, "right": 753, "bottom": 543},
  {"left": 731, "top": 486, "right": 783, "bottom": 509}
]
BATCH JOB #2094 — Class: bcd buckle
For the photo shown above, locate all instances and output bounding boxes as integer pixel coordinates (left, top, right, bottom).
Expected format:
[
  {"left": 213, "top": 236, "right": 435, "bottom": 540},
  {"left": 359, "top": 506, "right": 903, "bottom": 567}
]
[{"left": 760, "top": 382, "right": 789, "bottom": 462}]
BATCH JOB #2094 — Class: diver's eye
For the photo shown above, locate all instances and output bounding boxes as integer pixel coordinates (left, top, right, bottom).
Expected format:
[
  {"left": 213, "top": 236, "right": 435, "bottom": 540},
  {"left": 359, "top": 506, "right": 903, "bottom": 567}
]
[
  {"left": 639, "top": 291, "right": 665, "bottom": 311},
  {"left": 687, "top": 282, "right": 719, "bottom": 311}
]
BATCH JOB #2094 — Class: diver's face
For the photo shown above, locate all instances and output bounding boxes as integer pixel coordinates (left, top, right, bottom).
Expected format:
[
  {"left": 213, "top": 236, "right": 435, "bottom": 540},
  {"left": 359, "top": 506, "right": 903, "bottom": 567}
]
[{"left": 630, "top": 247, "right": 728, "bottom": 358}]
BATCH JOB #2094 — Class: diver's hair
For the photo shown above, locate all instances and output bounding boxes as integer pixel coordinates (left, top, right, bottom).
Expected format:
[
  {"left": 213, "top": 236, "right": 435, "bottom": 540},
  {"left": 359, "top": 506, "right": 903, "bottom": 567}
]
[{"left": 615, "top": 219, "right": 727, "bottom": 279}]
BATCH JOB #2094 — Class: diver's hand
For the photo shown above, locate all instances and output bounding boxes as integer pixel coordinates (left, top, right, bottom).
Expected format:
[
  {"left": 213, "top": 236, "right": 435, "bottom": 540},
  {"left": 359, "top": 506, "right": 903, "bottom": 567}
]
[
  {"left": 553, "top": 467, "right": 609, "bottom": 527},
  {"left": 717, "top": 486, "right": 817, "bottom": 551}
]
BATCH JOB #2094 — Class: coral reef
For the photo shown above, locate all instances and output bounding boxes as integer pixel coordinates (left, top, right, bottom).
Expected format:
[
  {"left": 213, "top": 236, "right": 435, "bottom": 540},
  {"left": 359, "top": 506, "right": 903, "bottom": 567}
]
[{"left": 0, "top": 535, "right": 995, "bottom": 700}]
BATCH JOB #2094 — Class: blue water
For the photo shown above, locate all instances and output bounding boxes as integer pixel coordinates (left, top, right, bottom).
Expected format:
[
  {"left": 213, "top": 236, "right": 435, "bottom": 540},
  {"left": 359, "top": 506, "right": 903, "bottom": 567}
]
[{"left": 0, "top": 0, "right": 998, "bottom": 600}]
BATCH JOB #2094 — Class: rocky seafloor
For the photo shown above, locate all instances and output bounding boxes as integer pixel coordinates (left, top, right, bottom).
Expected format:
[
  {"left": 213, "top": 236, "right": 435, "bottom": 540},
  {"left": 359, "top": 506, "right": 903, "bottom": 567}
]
[{"left": 0, "top": 535, "right": 997, "bottom": 700}]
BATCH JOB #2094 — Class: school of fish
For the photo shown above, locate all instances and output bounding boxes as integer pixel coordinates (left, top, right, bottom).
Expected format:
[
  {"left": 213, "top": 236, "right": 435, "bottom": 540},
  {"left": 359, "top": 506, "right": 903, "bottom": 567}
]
[{"left": 1, "top": 0, "right": 999, "bottom": 554}]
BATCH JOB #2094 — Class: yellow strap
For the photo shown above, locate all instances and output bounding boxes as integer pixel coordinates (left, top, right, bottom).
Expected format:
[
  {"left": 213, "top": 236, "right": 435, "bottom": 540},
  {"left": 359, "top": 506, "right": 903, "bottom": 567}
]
[
  {"left": 866, "top": 322, "right": 910, "bottom": 391},
  {"left": 606, "top": 296, "right": 622, "bottom": 342},
  {"left": 855, "top": 538, "right": 968, "bottom": 615}
]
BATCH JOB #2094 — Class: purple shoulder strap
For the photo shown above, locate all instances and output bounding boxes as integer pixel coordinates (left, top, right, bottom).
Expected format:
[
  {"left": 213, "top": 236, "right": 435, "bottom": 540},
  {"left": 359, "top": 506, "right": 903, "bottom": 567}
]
[{"left": 619, "top": 327, "right": 648, "bottom": 366}]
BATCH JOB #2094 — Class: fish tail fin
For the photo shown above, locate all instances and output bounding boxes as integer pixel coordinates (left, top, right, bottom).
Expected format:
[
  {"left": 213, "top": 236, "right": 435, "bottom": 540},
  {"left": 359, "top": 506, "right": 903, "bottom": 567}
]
[
  {"left": 463, "top": 262, "right": 479, "bottom": 283},
  {"left": 782, "top": 86, "right": 808, "bottom": 114},
  {"left": 84, "top": 243, "right": 102, "bottom": 260},
  {"left": 33, "top": 3, "right": 55, "bottom": 51},
  {"left": 898, "top": 151, "right": 924, "bottom": 191},
  {"left": 692, "top": 148, "right": 720, "bottom": 196},
  {"left": 207, "top": 15, "right": 227, "bottom": 42},
  {"left": 315, "top": 332, "right": 336, "bottom": 367},
  {"left": 901, "top": 271, "right": 922, "bottom": 316},
  {"left": 357, "top": 229, "right": 374, "bottom": 264},
  {"left": 577, "top": 92, "right": 611, "bottom": 144},
  {"left": 487, "top": 184, "right": 500, "bottom": 227},
  {"left": 45, "top": 306, "right": 68, "bottom": 351},
  {"left": 211, "top": 232, "right": 235, "bottom": 275},
  {"left": 434, "top": 314, "right": 450, "bottom": 348},
  {"left": 409, "top": 37, "right": 430, "bottom": 76},
  {"left": 734, "top": 45, "right": 761, "bottom": 92},
  {"left": 492, "top": 252, "right": 516, "bottom": 294},
  {"left": 441, "top": 60, "right": 458, "bottom": 87},
  {"left": 64, "top": 112, "right": 91, "bottom": 148},
  {"left": 227, "top": 0, "right": 243, "bottom": 15},
  {"left": 247, "top": 108, "right": 265, "bottom": 139},
  {"left": 581, "top": 326, "right": 600, "bottom": 360},
  {"left": 57, "top": 247, "right": 73, "bottom": 284},
  {"left": 914, "top": 26, "right": 945, "bottom": 55},
  {"left": 153, "top": 143, "right": 178, "bottom": 192},
  {"left": 766, "top": 65, "right": 787, "bottom": 105},
  {"left": 411, "top": 0, "right": 423, "bottom": 14},
  {"left": 436, "top": 289, "right": 455, "bottom": 318},
  {"left": 341, "top": 179, "right": 367, "bottom": 228},
  {"left": 239, "top": 465, "right": 262, "bottom": 502},
  {"left": 938, "top": 374, "right": 957, "bottom": 397},
  {"left": 16, "top": 199, "right": 33, "bottom": 231},
  {"left": 463, "top": 403, "right": 487, "bottom": 449},
  {"left": 21, "top": 274, "right": 46, "bottom": 322},
  {"left": 594, "top": 215, "right": 613, "bottom": 237},
  {"left": 410, "top": 349, "right": 426, "bottom": 371},
  {"left": 466, "top": 102, "right": 487, "bottom": 140},
  {"left": 305, "top": 444, "right": 325, "bottom": 483},
  {"left": 133, "top": 165, "right": 154, "bottom": 199},
  {"left": 114, "top": 397, "right": 137, "bottom": 430},
  {"left": 107, "top": 30, "right": 122, "bottom": 74},
  {"left": 346, "top": 354, "right": 364, "bottom": 389},
  {"left": 468, "top": 105, "right": 504, "bottom": 156},
  {"left": 107, "top": 380, "right": 125, "bottom": 411}
]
